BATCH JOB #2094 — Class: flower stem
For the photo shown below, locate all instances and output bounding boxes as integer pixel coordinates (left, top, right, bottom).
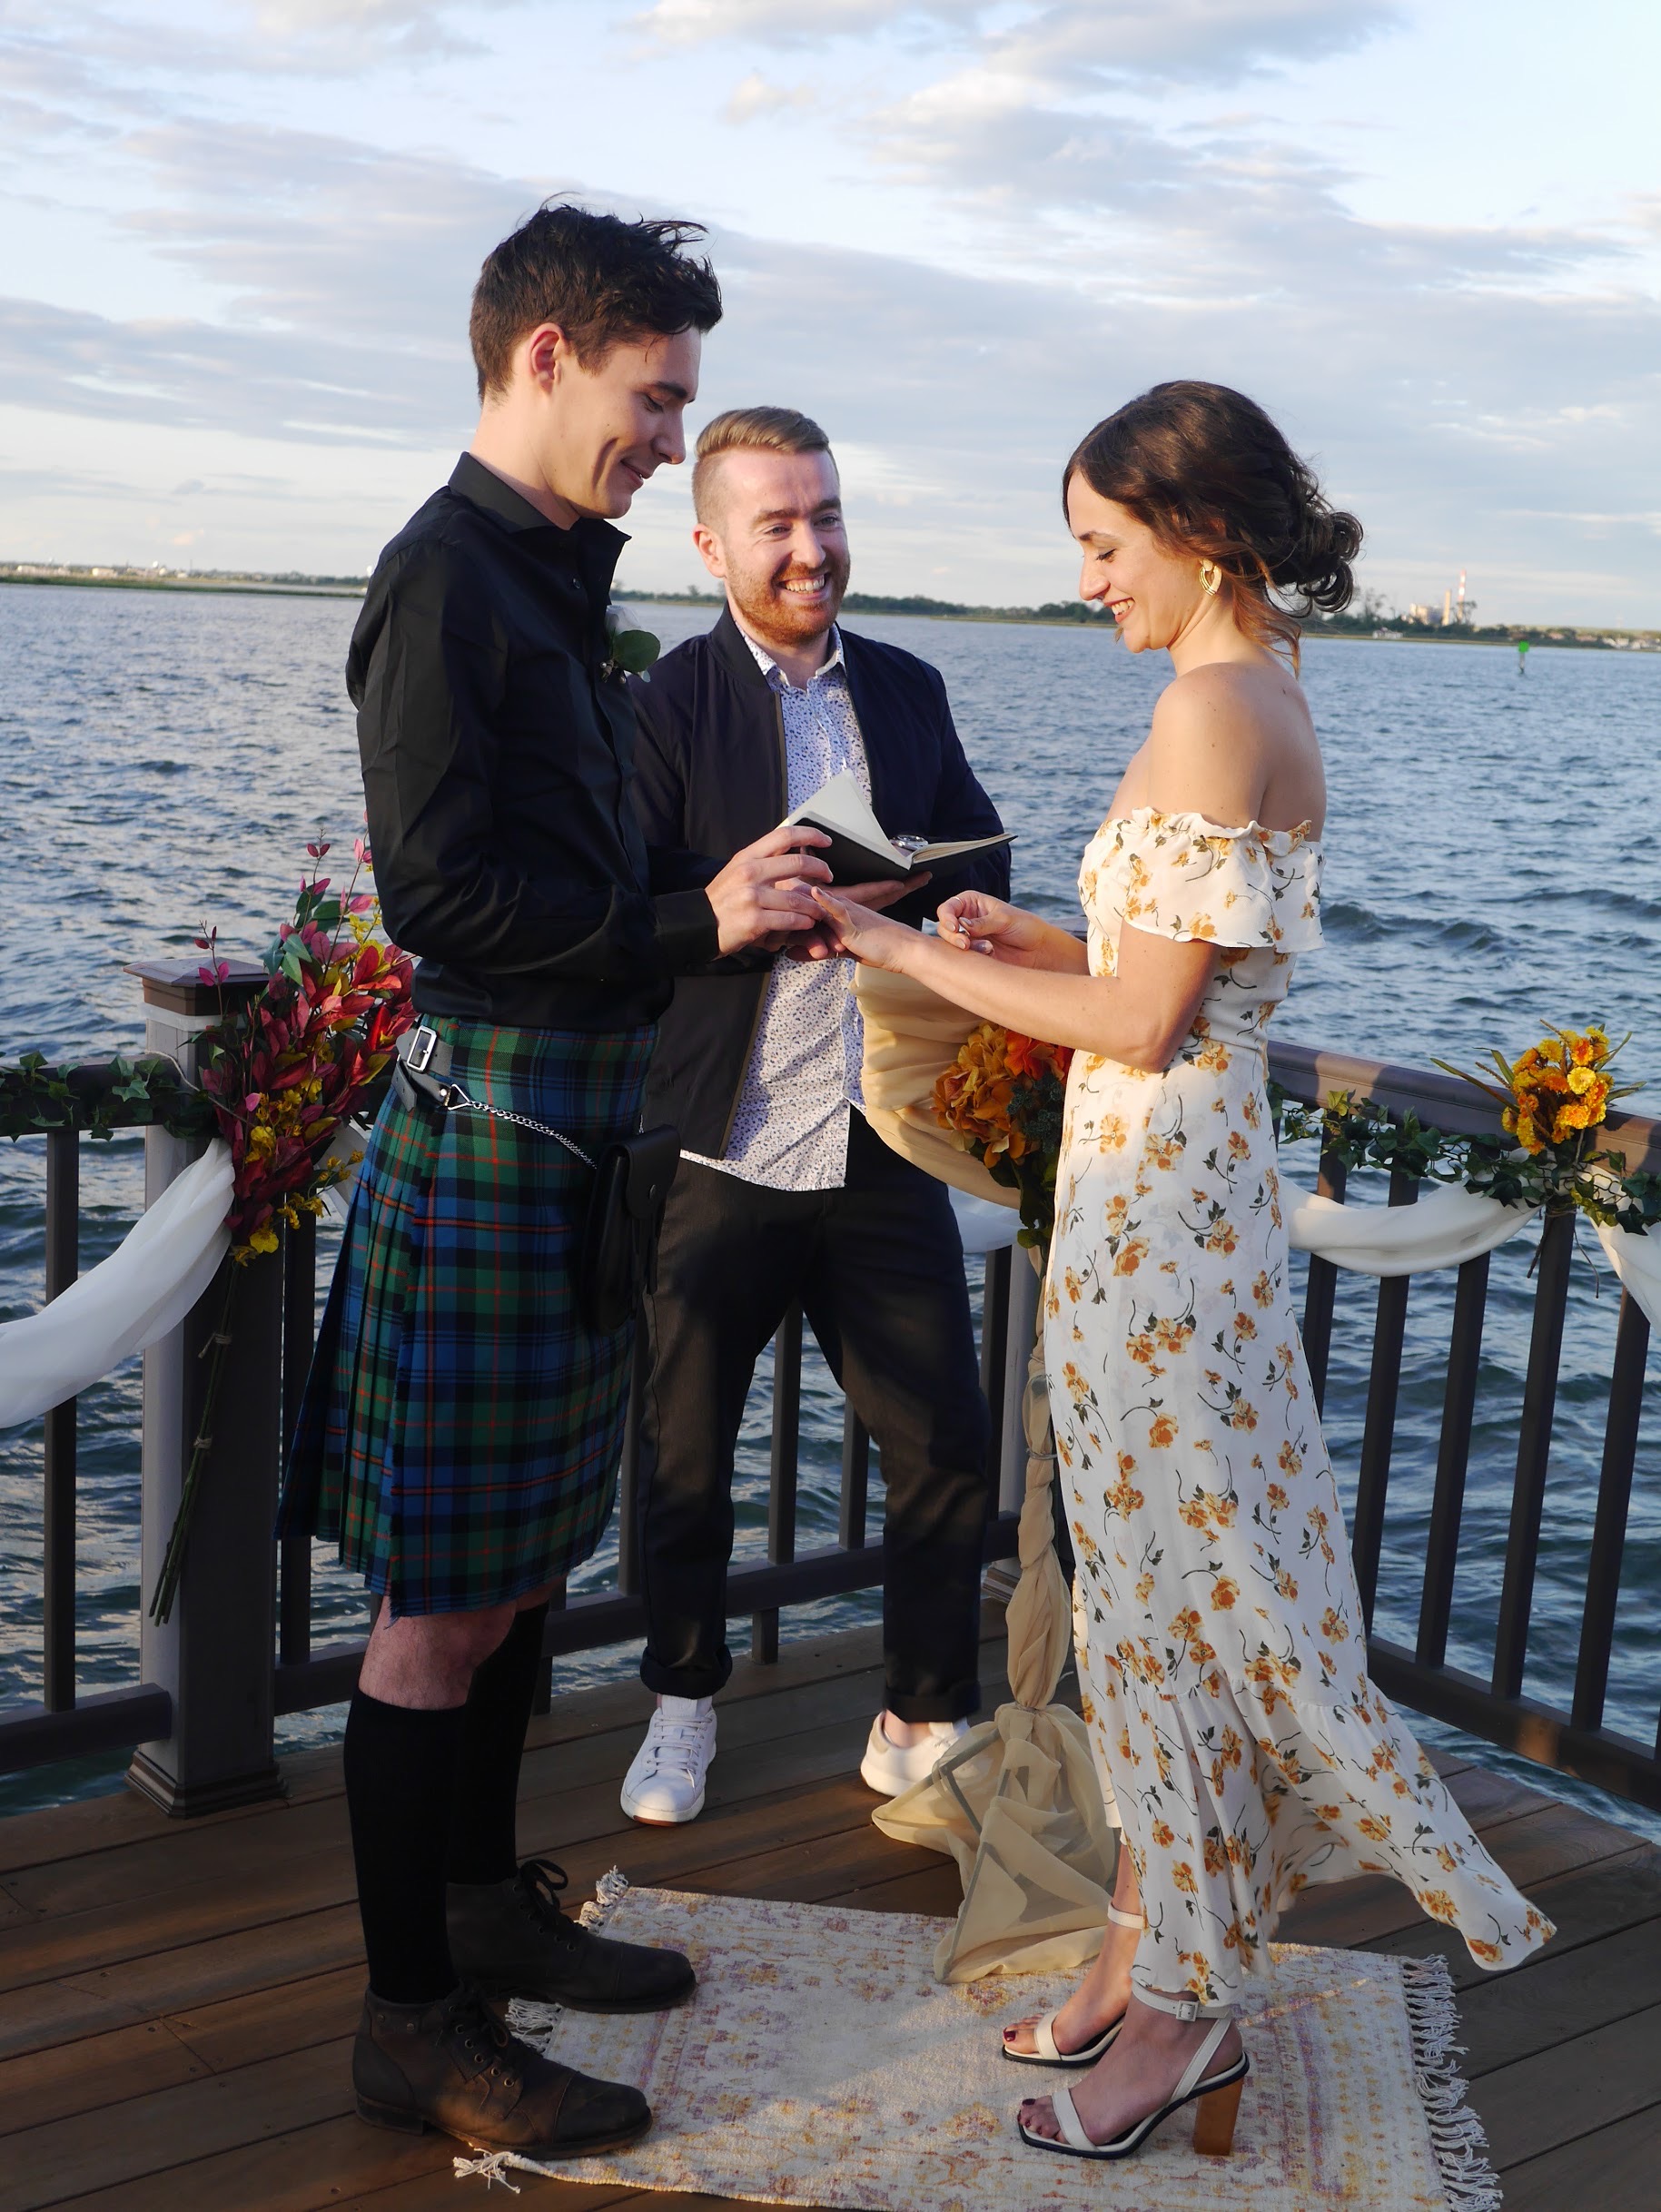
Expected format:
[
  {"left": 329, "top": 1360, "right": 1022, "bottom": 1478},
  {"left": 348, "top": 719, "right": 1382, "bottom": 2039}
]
[{"left": 147, "top": 1265, "right": 241, "bottom": 1625}]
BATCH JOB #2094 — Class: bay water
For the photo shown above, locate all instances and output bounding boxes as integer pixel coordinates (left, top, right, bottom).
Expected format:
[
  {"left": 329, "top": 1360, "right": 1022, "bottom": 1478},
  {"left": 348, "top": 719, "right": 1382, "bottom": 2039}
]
[{"left": 2, "top": 582, "right": 1658, "bottom": 1835}]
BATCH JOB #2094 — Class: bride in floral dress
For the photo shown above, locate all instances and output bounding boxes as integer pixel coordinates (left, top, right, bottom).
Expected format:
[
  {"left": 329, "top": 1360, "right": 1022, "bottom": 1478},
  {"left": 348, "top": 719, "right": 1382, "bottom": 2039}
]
[{"left": 811, "top": 380, "right": 1551, "bottom": 2165}]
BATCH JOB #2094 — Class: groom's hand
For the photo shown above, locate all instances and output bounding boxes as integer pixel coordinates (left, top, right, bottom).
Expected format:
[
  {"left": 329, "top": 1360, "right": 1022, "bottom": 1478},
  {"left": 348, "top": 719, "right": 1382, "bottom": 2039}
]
[{"left": 707, "top": 825, "right": 833, "bottom": 955}]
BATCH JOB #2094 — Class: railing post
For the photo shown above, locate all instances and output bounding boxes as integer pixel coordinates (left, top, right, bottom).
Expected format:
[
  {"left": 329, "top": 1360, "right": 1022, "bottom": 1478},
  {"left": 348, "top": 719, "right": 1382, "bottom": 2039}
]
[
  {"left": 1415, "top": 1252, "right": 1490, "bottom": 1667},
  {"left": 1350, "top": 1168, "right": 1419, "bottom": 1631},
  {"left": 838, "top": 1407, "right": 870, "bottom": 1551},
  {"left": 42, "top": 1129, "right": 80, "bottom": 1712},
  {"left": 975, "top": 1242, "right": 1036, "bottom": 1523},
  {"left": 1491, "top": 1208, "right": 1576, "bottom": 1703},
  {"left": 616, "top": 1325, "right": 650, "bottom": 1599},
  {"left": 980, "top": 1241, "right": 1042, "bottom": 1605},
  {"left": 1300, "top": 1148, "right": 1346, "bottom": 1414},
  {"left": 279, "top": 1211, "right": 317, "bottom": 1669},
  {"left": 752, "top": 1306, "right": 802, "bottom": 1664},
  {"left": 127, "top": 963, "right": 285, "bottom": 1816},
  {"left": 1572, "top": 1289, "right": 1650, "bottom": 1732}
]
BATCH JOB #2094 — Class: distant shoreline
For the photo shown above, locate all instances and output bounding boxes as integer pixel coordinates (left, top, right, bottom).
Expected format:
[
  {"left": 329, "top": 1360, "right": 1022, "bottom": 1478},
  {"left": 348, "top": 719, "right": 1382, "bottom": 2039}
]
[
  {"left": 621, "top": 591, "right": 1659, "bottom": 652},
  {"left": 2, "top": 568, "right": 1655, "bottom": 649},
  {"left": 0, "top": 567, "right": 364, "bottom": 602}
]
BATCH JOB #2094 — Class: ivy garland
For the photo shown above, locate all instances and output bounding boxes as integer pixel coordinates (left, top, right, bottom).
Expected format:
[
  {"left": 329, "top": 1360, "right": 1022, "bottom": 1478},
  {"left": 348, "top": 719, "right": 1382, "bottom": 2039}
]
[
  {"left": 0, "top": 1052, "right": 215, "bottom": 1143},
  {"left": 1270, "top": 1083, "right": 1661, "bottom": 1237}
]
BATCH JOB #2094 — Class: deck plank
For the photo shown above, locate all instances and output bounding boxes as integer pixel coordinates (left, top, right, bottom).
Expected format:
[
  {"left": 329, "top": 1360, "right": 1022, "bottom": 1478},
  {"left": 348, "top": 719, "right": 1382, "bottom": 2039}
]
[
  {"left": 1497, "top": 2099, "right": 1661, "bottom": 2210},
  {"left": 2, "top": 1622, "right": 1656, "bottom": 2211},
  {"left": 1466, "top": 1999, "right": 1661, "bottom": 2171},
  {"left": 1366, "top": 1843, "right": 1661, "bottom": 1990},
  {"left": 1452, "top": 1917, "right": 1661, "bottom": 2077}
]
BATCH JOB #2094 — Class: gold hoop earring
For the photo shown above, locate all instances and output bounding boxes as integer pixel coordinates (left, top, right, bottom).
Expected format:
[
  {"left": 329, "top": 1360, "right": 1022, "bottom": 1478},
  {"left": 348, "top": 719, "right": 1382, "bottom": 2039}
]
[{"left": 1199, "top": 561, "right": 1222, "bottom": 597}]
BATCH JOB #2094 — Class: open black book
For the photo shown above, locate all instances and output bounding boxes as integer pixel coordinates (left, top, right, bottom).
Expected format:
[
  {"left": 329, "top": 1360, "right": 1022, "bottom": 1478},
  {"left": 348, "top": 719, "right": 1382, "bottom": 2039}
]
[{"left": 783, "top": 770, "right": 1015, "bottom": 887}]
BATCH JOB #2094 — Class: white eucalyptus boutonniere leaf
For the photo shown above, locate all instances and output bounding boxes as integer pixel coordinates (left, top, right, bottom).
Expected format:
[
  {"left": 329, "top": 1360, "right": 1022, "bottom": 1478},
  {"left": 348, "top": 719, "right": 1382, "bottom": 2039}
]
[{"left": 604, "top": 603, "right": 661, "bottom": 682}]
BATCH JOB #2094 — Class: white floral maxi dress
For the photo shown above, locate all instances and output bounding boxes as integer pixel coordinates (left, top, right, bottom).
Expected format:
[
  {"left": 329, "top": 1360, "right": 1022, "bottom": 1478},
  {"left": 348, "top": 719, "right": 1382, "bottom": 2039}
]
[{"left": 1045, "top": 807, "right": 1553, "bottom": 2007}]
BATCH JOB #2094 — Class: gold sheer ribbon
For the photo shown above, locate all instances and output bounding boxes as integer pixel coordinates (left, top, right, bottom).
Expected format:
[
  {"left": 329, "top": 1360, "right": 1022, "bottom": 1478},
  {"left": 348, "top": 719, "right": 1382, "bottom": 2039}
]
[{"left": 855, "top": 968, "right": 1118, "bottom": 1982}]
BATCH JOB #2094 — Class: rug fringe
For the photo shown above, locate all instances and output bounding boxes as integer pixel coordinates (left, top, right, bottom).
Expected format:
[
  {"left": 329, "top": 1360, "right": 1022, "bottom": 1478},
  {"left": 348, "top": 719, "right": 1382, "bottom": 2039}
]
[
  {"left": 453, "top": 2147, "right": 531, "bottom": 2190},
  {"left": 579, "top": 1865, "right": 630, "bottom": 1931},
  {"left": 1401, "top": 1955, "right": 1502, "bottom": 2212},
  {"left": 505, "top": 1871, "right": 634, "bottom": 2046}
]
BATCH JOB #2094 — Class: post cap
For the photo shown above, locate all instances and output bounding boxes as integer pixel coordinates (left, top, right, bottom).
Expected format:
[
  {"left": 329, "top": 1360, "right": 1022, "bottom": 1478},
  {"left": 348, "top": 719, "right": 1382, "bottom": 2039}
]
[{"left": 127, "top": 957, "right": 268, "bottom": 1018}]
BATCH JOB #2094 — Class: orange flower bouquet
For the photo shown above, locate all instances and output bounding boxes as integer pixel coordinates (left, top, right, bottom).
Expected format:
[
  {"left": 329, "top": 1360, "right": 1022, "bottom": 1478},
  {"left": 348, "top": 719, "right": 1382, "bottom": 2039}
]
[
  {"left": 933, "top": 1022, "right": 1073, "bottom": 1248},
  {"left": 1436, "top": 1023, "right": 1650, "bottom": 1227}
]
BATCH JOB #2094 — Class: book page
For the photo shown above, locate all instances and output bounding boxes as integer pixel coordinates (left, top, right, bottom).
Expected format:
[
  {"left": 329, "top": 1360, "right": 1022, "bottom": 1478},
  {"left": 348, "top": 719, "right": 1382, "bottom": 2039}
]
[{"left": 784, "top": 770, "right": 902, "bottom": 864}]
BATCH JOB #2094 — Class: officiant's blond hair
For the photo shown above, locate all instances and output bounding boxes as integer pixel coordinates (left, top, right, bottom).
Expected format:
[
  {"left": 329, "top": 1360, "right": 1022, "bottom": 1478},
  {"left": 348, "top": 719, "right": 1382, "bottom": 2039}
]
[{"left": 692, "top": 407, "right": 832, "bottom": 521}]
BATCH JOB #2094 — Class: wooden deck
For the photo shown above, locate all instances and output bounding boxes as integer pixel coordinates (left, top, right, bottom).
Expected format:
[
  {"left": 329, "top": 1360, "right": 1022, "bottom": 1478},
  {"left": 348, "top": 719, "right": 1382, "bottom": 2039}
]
[{"left": 1, "top": 1622, "right": 1657, "bottom": 2211}]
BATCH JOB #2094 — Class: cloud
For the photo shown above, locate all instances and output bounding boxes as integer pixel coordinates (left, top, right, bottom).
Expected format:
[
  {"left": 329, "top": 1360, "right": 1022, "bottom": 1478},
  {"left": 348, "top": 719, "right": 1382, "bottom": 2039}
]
[
  {"left": 724, "top": 69, "right": 816, "bottom": 123},
  {"left": 635, "top": 0, "right": 1400, "bottom": 88},
  {"left": 635, "top": 0, "right": 978, "bottom": 50},
  {"left": 118, "top": 119, "right": 533, "bottom": 351},
  {"left": 0, "top": 292, "right": 461, "bottom": 445},
  {"left": 971, "top": 0, "right": 1400, "bottom": 89},
  {"left": 2, "top": 102, "right": 1656, "bottom": 615},
  {"left": 865, "top": 70, "right": 1626, "bottom": 306},
  {"left": 0, "top": 2, "right": 1654, "bottom": 618},
  {"left": 0, "top": 0, "right": 515, "bottom": 91}
]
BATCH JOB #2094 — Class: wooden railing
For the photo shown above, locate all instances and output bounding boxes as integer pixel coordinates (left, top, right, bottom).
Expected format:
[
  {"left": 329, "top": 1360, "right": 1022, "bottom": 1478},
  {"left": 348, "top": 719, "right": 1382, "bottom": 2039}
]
[
  {"left": 1, "top": 981, "right": 1656, "bottom": 1820},
  {"left": 1273, "top": 1041, "right": 1660, "bottom": 1812}
]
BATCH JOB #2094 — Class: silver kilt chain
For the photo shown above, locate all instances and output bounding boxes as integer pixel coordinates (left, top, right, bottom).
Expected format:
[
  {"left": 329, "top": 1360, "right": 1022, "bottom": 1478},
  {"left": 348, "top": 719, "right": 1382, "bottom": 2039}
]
[{"left": 439, "top": 1088, "right": 598, "bottom": 1173}]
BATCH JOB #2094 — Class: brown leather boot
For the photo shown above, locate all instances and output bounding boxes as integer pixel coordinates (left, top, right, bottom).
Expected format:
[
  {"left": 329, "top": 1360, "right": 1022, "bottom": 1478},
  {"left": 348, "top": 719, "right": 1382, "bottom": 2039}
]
[
  {"left": 449, "top": 1857, "right": 696, "bottom": 2012},
  {"left": 352, "top": 1981, "right": 650, "bottom": 2156}
]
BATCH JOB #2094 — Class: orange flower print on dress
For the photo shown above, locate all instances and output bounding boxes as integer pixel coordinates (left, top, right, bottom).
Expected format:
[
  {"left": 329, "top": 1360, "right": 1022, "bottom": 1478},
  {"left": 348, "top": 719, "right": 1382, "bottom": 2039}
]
[{"left": 1046, "top": 805, "right": 1552, "bottom": 2006}]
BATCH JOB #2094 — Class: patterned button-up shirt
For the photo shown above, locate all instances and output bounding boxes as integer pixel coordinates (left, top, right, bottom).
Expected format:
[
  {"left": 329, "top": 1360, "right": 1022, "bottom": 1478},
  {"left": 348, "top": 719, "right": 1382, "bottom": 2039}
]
[{"left": 683, "top": 625, "right": 870, "bottom": 1191}]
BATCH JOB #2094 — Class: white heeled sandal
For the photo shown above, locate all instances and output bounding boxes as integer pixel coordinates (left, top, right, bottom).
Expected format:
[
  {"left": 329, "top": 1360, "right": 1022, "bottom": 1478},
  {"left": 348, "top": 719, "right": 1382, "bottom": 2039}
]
[
  {"left": 1001, "top": 1903, "right": 1143, "bottom": 2069},
  {"left": 1017, "top": 1984, "right": 1250, "bottom": 2161}
]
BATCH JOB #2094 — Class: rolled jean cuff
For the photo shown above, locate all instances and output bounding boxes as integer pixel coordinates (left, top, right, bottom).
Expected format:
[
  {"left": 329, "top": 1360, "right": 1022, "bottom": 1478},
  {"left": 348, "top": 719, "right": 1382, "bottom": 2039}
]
[
  {"left": 640, "top": 1649, "right": 733, "bottom": 1702},
  {"left": 881, "top": 1685, "right": 983, "bottom": 1725}
]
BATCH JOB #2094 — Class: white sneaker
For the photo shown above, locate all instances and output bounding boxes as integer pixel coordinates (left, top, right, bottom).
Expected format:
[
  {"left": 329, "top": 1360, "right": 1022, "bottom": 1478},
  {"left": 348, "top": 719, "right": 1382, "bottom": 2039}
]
[
  {"left": 858, "top": 1713, "right": 972, "bottom": 1797},
  {"left": 619, "top": 1696, "right": 717, "bottom": 1825}
]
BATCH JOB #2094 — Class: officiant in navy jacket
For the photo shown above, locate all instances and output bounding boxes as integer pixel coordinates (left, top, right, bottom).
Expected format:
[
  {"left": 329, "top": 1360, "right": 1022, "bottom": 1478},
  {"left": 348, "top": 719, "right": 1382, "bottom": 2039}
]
[{"left": 618, "top": 406, "right": 1011, "bottom": 1828}]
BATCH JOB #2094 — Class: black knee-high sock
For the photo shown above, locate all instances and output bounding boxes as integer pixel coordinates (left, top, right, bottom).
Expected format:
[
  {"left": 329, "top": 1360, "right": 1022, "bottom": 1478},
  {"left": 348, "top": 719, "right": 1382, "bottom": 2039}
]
[
  {"left": 447, "top": 1601, "right": 550, "bottom": 1886},
  {"left": 343, "top": 1688, "right": 469, "bottom": 2004}
]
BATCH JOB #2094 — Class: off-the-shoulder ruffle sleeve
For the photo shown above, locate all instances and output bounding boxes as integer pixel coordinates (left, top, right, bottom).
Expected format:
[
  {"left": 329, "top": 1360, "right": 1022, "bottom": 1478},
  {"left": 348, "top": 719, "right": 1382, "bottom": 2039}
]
[{"left": 1100, "top": 808, "right": 1322, "bottom": 951}]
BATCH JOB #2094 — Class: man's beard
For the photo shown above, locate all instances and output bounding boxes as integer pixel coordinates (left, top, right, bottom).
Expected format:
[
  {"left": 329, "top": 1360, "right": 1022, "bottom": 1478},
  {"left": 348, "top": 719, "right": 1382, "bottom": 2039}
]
[{"left": 727, "top": 554, "right": 850, "bottom": 648}]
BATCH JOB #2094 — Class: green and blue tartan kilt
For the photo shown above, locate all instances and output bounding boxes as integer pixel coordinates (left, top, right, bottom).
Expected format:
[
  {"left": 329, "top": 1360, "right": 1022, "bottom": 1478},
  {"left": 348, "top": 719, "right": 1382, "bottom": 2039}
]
[{"left": 278, "top": 1017, "right": 654, "bottom": 1616}]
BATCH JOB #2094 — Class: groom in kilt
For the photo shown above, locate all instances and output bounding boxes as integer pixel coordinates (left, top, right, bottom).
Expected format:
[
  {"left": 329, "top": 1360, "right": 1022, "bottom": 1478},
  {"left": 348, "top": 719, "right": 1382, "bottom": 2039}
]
[{"left": 279, "top": 205, "right": 835, "bottom": 2162}]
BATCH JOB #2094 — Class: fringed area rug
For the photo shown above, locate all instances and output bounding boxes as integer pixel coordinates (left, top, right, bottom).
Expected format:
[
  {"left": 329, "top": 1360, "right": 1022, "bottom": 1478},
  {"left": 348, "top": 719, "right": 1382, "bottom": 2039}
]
[{"left": 454, "top": 1874, "right": 1498, "bottom": 2211}]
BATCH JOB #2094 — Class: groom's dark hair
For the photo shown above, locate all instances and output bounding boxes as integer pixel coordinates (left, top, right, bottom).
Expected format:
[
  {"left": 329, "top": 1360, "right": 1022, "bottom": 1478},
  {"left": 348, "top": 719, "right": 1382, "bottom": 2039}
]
[{"left": 470, "top": 202, "right": 723, "bottom": 400}]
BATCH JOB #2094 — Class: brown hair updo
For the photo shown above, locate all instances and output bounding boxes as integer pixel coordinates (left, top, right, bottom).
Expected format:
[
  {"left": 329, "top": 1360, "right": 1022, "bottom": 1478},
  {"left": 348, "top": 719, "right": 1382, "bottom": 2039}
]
[{"left": 1063, "top": 380, "right": 1361, "bottom": 665}]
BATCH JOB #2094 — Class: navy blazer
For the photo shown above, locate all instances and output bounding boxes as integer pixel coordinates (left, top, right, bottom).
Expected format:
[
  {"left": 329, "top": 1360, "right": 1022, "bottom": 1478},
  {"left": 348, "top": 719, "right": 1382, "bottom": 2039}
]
[{"left": 628, "top": 607, "right": 1010, "bottom": 1157}]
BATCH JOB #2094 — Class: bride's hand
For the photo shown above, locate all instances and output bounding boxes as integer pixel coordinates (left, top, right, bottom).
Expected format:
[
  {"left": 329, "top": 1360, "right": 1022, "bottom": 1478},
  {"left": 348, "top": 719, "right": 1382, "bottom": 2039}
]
[
  {"left": 808, "top": 887, "right": 917, "bottom": 972},
  {"left": 935, "top": 892, "right": 1053, "bottom": 967}
]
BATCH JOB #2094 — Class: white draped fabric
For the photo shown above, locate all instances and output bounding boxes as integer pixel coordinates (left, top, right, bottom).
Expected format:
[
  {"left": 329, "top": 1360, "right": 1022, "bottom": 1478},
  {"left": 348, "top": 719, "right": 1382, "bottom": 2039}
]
[
  {"left": 951, "top": 1179, "right": 1661, "bottom": 1331},
  {"left": 0, "top": 1141, "right": 233, "bottom": 1429},
  {"left": 0, "top": 1137, "right": 1653, "bottom": 1436}
]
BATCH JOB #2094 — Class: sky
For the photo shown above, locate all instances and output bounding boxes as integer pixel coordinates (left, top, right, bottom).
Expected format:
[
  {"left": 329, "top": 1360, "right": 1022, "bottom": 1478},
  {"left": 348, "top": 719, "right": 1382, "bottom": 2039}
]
[{"left": 1, "top": 1, "right": 1656, "bottom": 622}]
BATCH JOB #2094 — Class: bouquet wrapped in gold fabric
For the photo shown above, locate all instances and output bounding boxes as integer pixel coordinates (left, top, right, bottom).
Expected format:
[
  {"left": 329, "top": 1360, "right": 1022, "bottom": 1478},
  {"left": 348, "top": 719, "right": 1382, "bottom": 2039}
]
[{"left": 933, "top": 1023, "right": 1073, "bottom": 1248}]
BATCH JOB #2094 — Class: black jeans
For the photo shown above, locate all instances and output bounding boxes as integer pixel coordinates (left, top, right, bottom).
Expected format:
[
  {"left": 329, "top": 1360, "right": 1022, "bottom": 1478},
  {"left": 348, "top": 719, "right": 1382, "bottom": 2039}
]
[{"left": 637, "top": 1111, "right": 990, "bottom": 1721}]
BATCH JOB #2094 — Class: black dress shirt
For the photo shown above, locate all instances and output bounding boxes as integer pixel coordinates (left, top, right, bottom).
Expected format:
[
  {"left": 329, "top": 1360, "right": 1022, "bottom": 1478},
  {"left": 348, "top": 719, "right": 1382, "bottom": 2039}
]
[{"left": 348, "top": 453, "right": 720, "bottom": 1032}]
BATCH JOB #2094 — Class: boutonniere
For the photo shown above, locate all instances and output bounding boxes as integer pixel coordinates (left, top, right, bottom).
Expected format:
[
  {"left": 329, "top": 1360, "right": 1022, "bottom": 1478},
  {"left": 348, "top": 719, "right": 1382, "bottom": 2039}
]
[{"left": 604, "top": 603, "right": 661, "bottom": 683}]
